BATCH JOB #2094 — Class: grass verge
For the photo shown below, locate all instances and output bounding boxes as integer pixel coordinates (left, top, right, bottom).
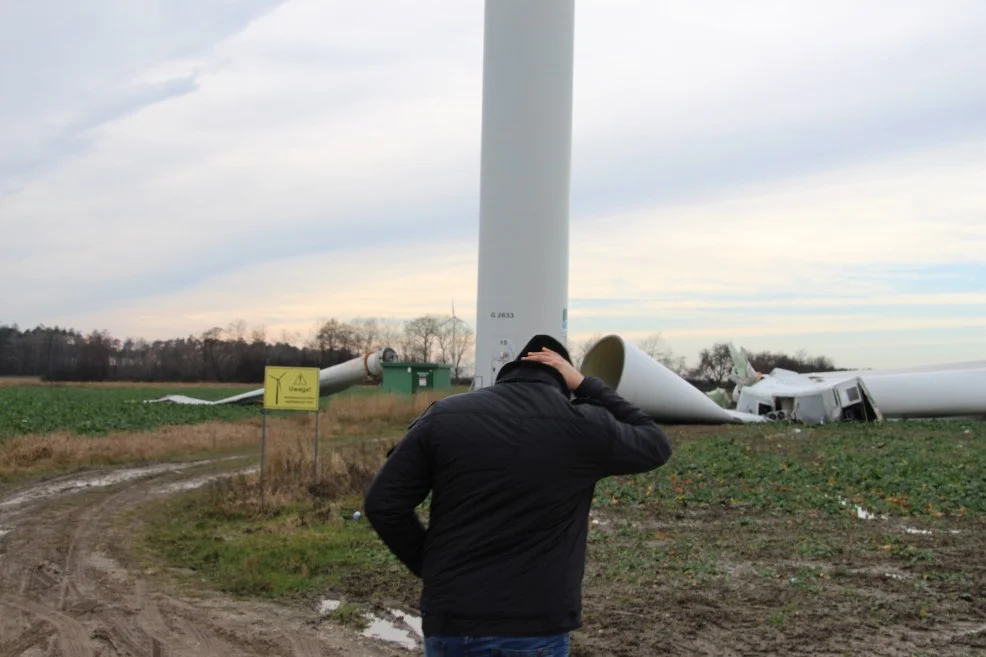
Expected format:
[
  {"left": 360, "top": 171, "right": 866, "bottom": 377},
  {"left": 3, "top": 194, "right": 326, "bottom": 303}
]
[
  {"left": 142, "top": 439, "right": 420, "bottom": 607},
  {"left": 0, "top": 388, "right": 452, "bottom": 486},
  {"left": 140, "top": 420, "right": 986, "bottom": 655}
]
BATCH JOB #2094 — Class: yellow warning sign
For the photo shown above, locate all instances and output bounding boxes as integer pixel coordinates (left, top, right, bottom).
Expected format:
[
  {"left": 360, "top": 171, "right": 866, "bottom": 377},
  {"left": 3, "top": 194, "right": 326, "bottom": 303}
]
[{"left": 263, "top": 366, "right": 320, "bottom": 411}]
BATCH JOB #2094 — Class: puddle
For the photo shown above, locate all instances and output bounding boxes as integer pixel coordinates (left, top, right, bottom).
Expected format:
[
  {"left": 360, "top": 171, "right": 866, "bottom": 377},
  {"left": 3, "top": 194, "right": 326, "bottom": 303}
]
[
  {"left": 319, "top": 599, "right": 422, "bottom": 650},
  {"left": 362, "top": 612, "right": 420, "bottom": 650},
  {"left": 0, "top": 462, "right": 202, "bottom": 510},
  {"left": 390, "top": 608, "right": 422, "bottom": 636}
]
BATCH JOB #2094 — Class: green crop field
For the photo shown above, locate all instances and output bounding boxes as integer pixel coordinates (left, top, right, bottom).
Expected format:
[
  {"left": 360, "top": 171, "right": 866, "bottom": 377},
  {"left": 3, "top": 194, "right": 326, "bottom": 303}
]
[
  {"left": 0, "top": 385, "right": 261, "bottom": 440},
  {"left": 594, "top": 420, "right": 986, "bottom": 516},
  {"left": 0, "top": 382, "right": 444, "bottom": 441}
]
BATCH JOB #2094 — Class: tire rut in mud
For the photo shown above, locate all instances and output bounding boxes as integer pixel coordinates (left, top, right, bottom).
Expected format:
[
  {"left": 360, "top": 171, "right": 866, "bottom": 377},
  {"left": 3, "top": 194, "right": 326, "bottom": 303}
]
[{"left": 0, "top": 464, "right": 397, "bottom": 657}]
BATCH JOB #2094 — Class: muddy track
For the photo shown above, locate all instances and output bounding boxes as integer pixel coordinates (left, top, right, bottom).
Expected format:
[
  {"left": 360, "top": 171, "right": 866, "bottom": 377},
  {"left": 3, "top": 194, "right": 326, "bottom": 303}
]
[{"left": 0, "top": 462, "right": 404, "bottom": 657}]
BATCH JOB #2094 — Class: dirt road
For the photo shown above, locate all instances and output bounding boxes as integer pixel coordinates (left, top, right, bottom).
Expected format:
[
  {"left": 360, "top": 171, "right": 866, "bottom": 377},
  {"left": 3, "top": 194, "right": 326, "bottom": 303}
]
[{"left": 0, "top": 460, "right": 412, "bottom": 657}]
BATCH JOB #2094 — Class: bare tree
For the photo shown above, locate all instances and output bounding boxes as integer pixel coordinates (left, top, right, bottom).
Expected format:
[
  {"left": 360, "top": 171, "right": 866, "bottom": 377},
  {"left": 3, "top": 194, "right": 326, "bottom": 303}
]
[
  {"left": 378, "top": 319, "right": 410, "bottom": 360},
  {"left": 434, "top": 316, "right": 456, "bottom": 364},
  {"left": 404, "top": 315, "right": 442, "bottom": 362},
  {"left": 278, "top": 329, "right": 301, "bottom": 346},
  {"left": 435, "top": 315, "right": 475, "bottom": 379},
  {"left": 349, "top": 317, "right": 381, "bottom": 353},
  {"left": 454, "top": 325, "right": 474, "bottom": 379},
  {"left": 692, "top": 342, "right": 733, "bottom": 386},
  {"left": 227, "top": 319, "right": 247, "bottom": 342},
  {"left": 314, "top": 319, "right": 355, "bottom": 364},
  {"left": 636, "top": 332, "right": 687, "bottom": 375},
  {"left": 573, "top": 332, "right": 603, "bottom": 368}
]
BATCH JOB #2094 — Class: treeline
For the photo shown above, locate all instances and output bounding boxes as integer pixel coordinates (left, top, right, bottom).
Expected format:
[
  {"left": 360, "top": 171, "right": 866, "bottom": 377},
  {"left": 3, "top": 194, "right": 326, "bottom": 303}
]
[
  {"left": 0, "top": 315, "right": 475, "bottom": 384},
  {"left": 2, "top": 320, "right": 837, "bottom": 387},
  {"left": 688, "top": 341, "right": 838, "bottom": 390}
]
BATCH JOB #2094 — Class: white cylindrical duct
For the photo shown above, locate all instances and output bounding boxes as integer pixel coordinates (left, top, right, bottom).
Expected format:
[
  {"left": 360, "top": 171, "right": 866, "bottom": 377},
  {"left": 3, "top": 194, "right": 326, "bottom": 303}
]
[
  {"left": 860, "top": 367, "right": 986, "bottom": 419},
  {"left": 473, "top": 0, "right": 575, "bottom": 389},
  {"left": 580, "top": 335, "right": 755, "bottom": 424},
  {"left": 318, "top": 346, "right": 399, "bottom": 396},
  {"left": 152, "top": 347, "right": 400, "bottom": 405}
]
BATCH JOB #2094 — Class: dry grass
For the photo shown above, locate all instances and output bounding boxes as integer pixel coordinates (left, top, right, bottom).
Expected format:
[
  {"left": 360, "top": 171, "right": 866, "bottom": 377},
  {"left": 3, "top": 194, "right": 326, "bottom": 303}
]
[
  {"left": 0, "top": 421, "right": 259, "bottom": 478},
  {"left": 208, "top": 392, "right": 448, "bottom": 514},
  {"left": 207, "top": 438, "right": 391, "bottom": 518},
  {"left": 0, "top": 376, "right": 44, "bottom": 387},
  {"left": 0, "top": 390, "right": 450, "bottom": 481}
]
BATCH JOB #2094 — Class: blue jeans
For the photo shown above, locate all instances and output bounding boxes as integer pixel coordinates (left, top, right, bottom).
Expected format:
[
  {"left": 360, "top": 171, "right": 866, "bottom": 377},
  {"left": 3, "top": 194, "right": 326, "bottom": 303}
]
[{"left": 424, "top": 633, "right": 569, "bottom": 656}]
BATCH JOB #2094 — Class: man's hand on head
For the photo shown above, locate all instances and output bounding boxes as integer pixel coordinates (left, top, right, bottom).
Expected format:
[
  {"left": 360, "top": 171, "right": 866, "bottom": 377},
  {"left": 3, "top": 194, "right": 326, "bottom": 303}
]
[{"left": 521, "top": 347, "right": 585, "bottom": 391}]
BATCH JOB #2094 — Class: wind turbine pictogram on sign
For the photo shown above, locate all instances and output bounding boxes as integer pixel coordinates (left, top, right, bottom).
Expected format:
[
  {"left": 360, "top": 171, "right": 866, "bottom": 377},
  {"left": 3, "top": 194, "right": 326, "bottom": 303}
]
[{"left": 267, "top": 371, "right": 288, "bottom": 405}]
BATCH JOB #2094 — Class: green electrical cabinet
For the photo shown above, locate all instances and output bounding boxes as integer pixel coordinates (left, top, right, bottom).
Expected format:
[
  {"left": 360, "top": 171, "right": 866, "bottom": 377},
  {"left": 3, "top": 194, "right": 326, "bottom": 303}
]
[{"left": 381, "top": 362, "right": 453, "bottom": 395}]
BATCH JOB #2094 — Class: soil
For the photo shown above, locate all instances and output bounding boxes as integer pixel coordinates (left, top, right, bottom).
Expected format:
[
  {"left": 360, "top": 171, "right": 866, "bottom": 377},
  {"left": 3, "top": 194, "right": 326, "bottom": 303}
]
[
  {"left": 0, "top": 461, "right": 405, "bottom": 657},
  {"left": 570, "top": 506, "right": 986, "bottom": 657},
  {"left": 1, "top": 460, "right": 984, "bottom": 657}
]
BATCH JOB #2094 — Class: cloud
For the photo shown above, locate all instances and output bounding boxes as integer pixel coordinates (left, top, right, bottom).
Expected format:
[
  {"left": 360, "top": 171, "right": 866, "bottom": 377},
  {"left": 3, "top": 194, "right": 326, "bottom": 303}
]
[
  {"left": 1, "top": 0, "right": 984, "bottom": 370},
  {"left": 569, "top": 0, "right": 986, "bottom": 214},
  {"left": 41, "top": 137, "right": 986, "bottom": 369},
  {"left": 0, "top": 0, "right": 288, "bottom": 192}
]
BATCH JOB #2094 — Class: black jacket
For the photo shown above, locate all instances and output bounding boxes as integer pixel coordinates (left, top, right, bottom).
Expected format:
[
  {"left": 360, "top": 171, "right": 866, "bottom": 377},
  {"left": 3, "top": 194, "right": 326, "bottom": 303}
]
[{"left": 363, "top": 363, "right": 672, "bottom": 637}]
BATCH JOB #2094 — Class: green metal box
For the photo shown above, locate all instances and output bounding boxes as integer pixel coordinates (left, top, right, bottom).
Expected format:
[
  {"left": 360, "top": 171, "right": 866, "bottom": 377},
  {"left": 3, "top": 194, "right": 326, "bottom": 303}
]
[{"left": 381, "top": 362, "right": 453, "bottom": 395}]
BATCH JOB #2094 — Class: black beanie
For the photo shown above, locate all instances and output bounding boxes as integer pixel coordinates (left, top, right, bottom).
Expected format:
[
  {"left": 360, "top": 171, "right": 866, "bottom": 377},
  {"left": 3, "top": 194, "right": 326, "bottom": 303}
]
[
  {"left": 494, "top": 334, "right": 572, "bottom": 386},
  {"left": 515, "top": 334, "right": 572, "bottom": 365}
]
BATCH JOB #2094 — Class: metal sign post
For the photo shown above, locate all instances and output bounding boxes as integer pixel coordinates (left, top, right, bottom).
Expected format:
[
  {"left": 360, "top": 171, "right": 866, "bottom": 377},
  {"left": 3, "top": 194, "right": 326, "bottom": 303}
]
[
  {"left": 260, "top": 408, "right": 268, "bottom": 480},
  {"left": 313, "top": 407, "right": 320, "bottom": 484}
]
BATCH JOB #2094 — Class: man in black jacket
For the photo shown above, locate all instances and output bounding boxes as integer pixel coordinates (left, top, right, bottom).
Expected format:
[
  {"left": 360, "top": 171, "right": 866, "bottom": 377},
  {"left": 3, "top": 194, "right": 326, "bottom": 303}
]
[{"left": 364, "top": 335, "right": 672, "bottom": 656}]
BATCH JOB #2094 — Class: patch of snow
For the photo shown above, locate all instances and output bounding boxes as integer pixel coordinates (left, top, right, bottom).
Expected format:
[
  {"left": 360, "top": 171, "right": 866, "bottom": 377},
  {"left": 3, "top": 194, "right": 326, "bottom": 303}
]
[
  {"left": 903, "top": 526, "right": 932, "bottom": 535},
  {"left": 0, "top": 525, "right": 10, "bottom": 539},
  {"left": 319, "top": 599, "right": 341, "bottom": 614},
  {"left": 838, "top": 498, "right": 884, "bottom": 520}
]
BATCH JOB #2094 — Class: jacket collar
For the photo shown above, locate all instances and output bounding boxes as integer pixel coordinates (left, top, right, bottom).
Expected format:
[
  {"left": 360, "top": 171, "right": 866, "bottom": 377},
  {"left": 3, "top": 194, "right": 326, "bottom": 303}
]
[{"left": 495, "top": 360, "right": 570, "bottom": 397}]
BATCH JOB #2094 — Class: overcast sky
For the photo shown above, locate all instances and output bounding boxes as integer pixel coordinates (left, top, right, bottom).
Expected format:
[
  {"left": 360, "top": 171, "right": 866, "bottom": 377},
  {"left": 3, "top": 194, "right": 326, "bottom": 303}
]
[{"left": 2, "top": 0, "right": 984, "bottom": 369}]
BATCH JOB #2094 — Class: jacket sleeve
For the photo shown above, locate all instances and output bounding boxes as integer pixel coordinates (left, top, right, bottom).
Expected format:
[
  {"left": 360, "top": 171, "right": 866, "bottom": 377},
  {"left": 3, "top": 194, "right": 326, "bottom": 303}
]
[
  {"left": 363, "top": 413, "right": 434, "bottom": 577},
  {"left": 573, "top": 375, "right": 672, "bottom": 477}
]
